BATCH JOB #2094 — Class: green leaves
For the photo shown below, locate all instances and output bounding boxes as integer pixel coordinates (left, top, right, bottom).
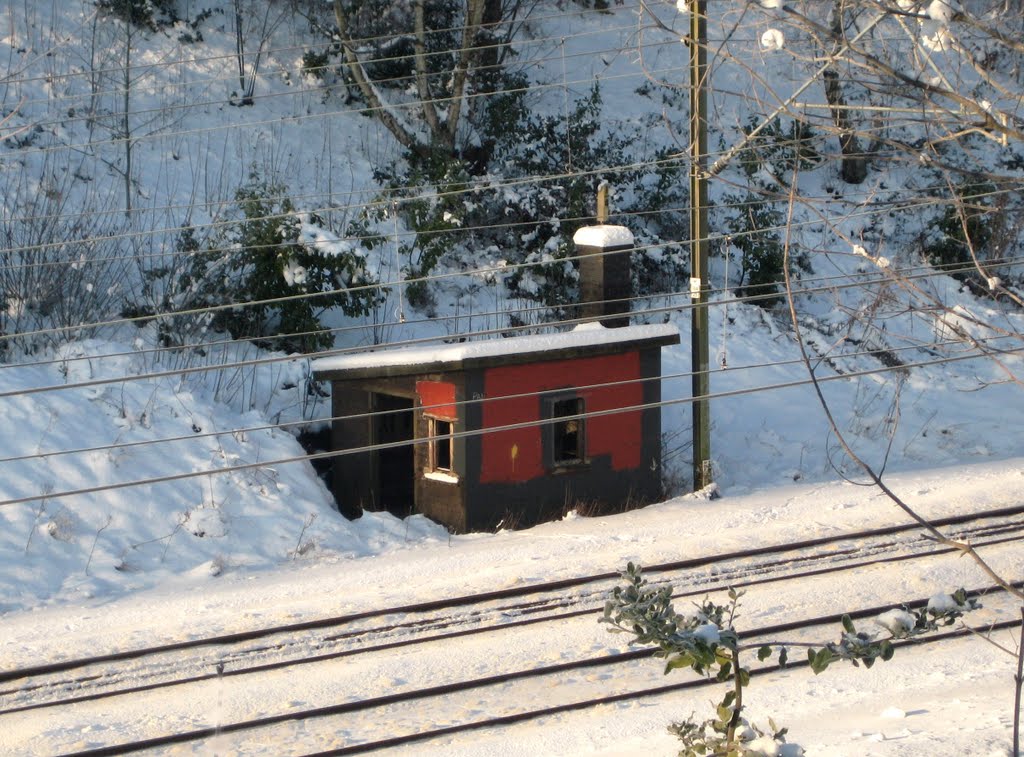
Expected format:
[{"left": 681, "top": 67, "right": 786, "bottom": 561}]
[
  {"left": 665, "top": 653, "right": 696, "bottom": 675},
  {"left": 880, "top": 640, "right": 895, "bottom": 662},
  {"left": 715, "top": 661, "right": 733, "bottom": 682},
  {"left": 756, "top": 645, "right": 789, "bottom": 668},
  {"left": 601, "top": 563, "right": 735, "bottom": 679},
  {"left": 603, "top": 566, "right": 981, "bottom": 756},
  {"left": 808, "top": 647, "right": 834, "bottom": 675}
]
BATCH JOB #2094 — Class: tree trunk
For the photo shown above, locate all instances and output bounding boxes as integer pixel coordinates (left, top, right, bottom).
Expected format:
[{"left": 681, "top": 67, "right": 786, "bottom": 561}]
[
  {"left": 822, "top": 69, "right": 867, "bottom": 184},
  {"left": 443, "top": 0, "right": 486, "bottom": 149},
  {"left": 825, "top": 1, "right": 867, "bottom": 185},
  {"left": 332, "top": 0, "right": 426, "bottom": 157},
  {"left": 333, "top": 0, "right": 485, "bottom": 159},
  {"left": 413, "top": 0, "right": 442, "bottom": 139}
]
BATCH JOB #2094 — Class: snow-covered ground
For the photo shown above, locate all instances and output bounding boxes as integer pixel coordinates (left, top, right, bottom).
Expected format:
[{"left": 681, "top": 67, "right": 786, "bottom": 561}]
[
  {"left": 1, "top": 0, "right": 1023, "bottom": 754},
  {"left": 2, "top": 460, "right": 1022, "bottom": 755}
]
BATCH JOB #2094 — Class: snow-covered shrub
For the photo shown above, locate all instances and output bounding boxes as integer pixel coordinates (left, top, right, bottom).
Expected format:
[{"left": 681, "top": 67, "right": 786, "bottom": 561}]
[
  {"left": 922, "top": 179, "right": 997, "bottom": 278},
  {"left": 120, "top": 224, "right": 216, "bottom": 348},
  {"left": 176, "top": 8, "right": 215, "bottom": 44},
  {"left": 478, "top": 83, "right": 688, "bottom": 307},
  {"left": 0, "top": 166, "right": 132, "bottom": 356},
  {"left": 95, "top": 0, "right": 178, "bottom": 31},
  {"left": 721, "top": 193, "right": 787, "bottom": 307},
  {"left": 175, "top": 175, "right": 380, "bottom": 353},
  {"left": 735, "top": 116, "right": 822, "bottom": 185},
  {"left": 603, "top": 563, "right": 978, "bottom": 756},
  {"left": 714, "top": 116, "right": 822, "bottom": 308}
]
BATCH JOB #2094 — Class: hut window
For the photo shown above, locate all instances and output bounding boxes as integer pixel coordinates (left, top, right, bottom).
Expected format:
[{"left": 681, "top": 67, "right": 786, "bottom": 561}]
[
  {"left": 427, "top": 416, "right": 454, "bottom": 472},
  {"left": 550, "top": 396, "right": 585, "bottom": 465}
]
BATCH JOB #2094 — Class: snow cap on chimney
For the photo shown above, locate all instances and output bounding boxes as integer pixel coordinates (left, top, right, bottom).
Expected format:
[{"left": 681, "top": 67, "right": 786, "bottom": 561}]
[
  {"left": 573, "top": 224, "right": 634, "bottom": 248},
  {"left": 574, "top": 224, "right": 634, "bottom": 328}
]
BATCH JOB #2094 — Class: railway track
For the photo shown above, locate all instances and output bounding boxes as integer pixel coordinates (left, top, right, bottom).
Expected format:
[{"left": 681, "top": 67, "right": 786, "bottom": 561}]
[
  {"left": 46, "top": 585, "right": 1024, "bottom": 757},
  {"left": 1, "top": 505, "right": 1022, "bottom": 716},
  {"left": 1, "top": 504, "right": 1022, "bottom": 755},
  {"left": 4, "top": 503, "right": 1024, "bottom": 715}
]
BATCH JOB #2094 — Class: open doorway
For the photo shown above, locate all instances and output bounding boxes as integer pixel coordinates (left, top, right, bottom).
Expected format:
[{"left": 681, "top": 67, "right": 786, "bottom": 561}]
[{"left": 373, "top": 393, "right": 415, "bottom": 516}]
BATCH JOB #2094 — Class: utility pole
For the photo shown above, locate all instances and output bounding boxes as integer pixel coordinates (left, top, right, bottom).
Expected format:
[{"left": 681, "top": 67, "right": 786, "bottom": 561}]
[{"left": 689, "top": 0, "right": 712, "bottom": 490}]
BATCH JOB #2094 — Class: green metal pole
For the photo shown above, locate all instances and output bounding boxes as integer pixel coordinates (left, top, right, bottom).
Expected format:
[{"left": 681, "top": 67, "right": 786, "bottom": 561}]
[{"left": 689, "top": 0, "right": 712, "bottom": 490}]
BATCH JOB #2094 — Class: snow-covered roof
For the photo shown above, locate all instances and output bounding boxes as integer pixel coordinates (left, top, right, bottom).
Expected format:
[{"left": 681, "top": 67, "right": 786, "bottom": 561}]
[
  {"left": 572, "top": 224, "right": 634, "bottom": 248},
  {"left": 312, "top": 322, "right": 680, "bottom": 379}
]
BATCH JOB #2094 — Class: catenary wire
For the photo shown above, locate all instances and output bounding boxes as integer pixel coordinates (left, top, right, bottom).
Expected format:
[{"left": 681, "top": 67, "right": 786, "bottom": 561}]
[
  {"left": 12, "top": 31, "right": 680, "bottom": 132},
  {"left": 0, "top": 327, "right": 1014, "bottom": 468},
  {"left": 1, "top": 187, "right": 1020, "bottom": 357},
  {"left": 0, "top": 148, "right": 1015, "bottom": 241},
  {"left": 0, "top": 339, "right": 1019, "bottom": 509},
  {"left": 1, "top": 182, "right": 1019, "bottom": 355},
  {"left": 3, "top": 246, "right": 1022, "bottom": 398},
  {"left": 1, "top": 160, "right": 1018, "bottom": 278},
  {"left": 2, "top": 241, "right": 1020, "bottom": 382},
  {"left": 3, "top": 214, "right": 1023, "bottom": 358}
]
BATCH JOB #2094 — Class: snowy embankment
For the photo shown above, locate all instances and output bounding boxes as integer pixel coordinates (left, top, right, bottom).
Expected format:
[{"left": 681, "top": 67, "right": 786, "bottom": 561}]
[
  {"left": 0, "top": 334, "right": 450, "bottom": 614},
  {"left": 0, "top": 0, "right": 1021, "bottom": 616},
  {"left": 1, "top": 459, "right": 1021, "bottom": 756},
  {"left": 4, "top": 310, "right": 1024, "bottom": 616}
]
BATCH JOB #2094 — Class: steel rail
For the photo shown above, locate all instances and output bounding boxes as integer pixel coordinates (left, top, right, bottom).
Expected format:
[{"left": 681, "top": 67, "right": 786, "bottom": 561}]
[
  {"left": 3, "top": 502, "right": 1024, "bottom": 690},
  {"left": 51, "top": 583, "right": 1024, "bottom": 757},
  {"left": 2, "top": 515, "right": 1022, "bottom": 720},
  {"left": 5, "top": 528, "right": 1022, "bottom": 720}
]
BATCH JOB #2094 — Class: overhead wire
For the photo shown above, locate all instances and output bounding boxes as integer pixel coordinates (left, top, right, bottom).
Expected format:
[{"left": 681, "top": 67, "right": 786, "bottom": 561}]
[
  {"left": 1, "top": 148, "right": 1018, "bottom": 270},
  {"left": 13, "top": 29, "right": 680, "bottom": 134},
  {"left": 14, "top": 1, "right": 885, "bottom": 103},
  {"left": 1, "top": 187, "right": 1020, "bottom": 360},
  {"left": 3, "top": 245, "right": 1023, "bottom": 397},
  {"left": 2, "top": 61, "right": 695, "bottom": 160},
  {"left": 0, "top": 327, "right": 1015, "bottom": 468},
  {"left": 2, "top": 241, "right": 1019, "bottom": 377},
  {"left": 3, "top": 124, "right": 1017, "bottom": 230},
  {"left": 1, "top": 336, "right": 1019, "bottom": 510},
  {"left": 0, "top": 220, "right": 1007, "bottom": 356},
  {"left": 6, "top": 2, "right": 655, "bottom": 90}
]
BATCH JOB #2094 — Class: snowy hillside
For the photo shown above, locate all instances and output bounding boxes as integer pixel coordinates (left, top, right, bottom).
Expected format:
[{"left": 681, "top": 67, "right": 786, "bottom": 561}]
[
  {"left": 0, "top": 0, "right": 1022, "bottom": 609},
  {"left": 1, "top": 1, "right": 1024, "bottom": 753}
]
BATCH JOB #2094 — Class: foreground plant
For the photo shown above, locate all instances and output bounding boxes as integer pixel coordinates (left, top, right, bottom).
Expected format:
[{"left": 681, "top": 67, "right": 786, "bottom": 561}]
[{"left": 602, "top": 563, "right": 978, "bottom": 756}]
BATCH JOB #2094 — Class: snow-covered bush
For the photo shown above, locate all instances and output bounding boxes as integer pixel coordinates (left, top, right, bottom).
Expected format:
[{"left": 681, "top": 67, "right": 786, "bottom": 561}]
[
  {"left": 922, "top": 179, "right": 997, "bottom": 277},
  {"left": 477, "top": 83, "right": 688, "bottom": 308},
  {"left": 0, "top": 166, "right": 131, "bottom": 356},
  {"left": 721, "top": 194, "right": 787, "bottom": 307},
  {"left": 95, "top": 0, "right": 178, "bottom": 31},
  {"left": 170, "top": 175, "right": 380, "bottom": 353},
  {"left": 603, "top": 563, "right": 978, "bottom": 756}
]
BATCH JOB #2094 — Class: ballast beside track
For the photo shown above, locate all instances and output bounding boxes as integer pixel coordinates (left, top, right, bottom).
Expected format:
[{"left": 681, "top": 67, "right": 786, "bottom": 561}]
[
  {"left": 1, "top": 504, "right": 1023, "bottom": 721},
  {"left": 49, "top": 584, "right": 1024, "bottom": 757}
]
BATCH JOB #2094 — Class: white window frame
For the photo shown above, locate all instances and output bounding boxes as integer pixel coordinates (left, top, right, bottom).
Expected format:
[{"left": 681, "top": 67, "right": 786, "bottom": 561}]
[{"left": 425, "top": 415, "right": 456, "bottom": 480}]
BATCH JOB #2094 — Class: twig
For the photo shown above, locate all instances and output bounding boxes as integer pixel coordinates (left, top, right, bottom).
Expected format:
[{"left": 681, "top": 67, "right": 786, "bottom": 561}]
[
  {"left": 161, "top": 514, "right": 187, "bottom": 563},
  {"left": 1014, "top": 608, "right": 1023, "bottom": 757},
  {"left": 292, "top": 512, "right": 317, "bottom": 559},
  {"left": 24, "top": 485, "right": 53, "bottom": 553},
  {"left": 85, "top": 515, "right": 112, "bottom": 576}
]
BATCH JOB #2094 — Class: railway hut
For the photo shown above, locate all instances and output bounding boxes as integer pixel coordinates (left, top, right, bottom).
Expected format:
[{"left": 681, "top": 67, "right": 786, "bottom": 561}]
[{"left": 312, "top": 224, "right": 680, "bottom": 532}]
